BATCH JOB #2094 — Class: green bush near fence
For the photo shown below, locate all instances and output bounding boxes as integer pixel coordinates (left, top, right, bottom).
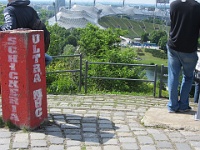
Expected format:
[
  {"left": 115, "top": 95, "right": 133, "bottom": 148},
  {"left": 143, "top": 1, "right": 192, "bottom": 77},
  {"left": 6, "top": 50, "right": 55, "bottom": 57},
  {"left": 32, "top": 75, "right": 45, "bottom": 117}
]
[
  {"left": 45, "top": 24, "right": 163, "bottom": 96},
  {"left": 46, "top": 59, "right": 79, "bottom": 94}
]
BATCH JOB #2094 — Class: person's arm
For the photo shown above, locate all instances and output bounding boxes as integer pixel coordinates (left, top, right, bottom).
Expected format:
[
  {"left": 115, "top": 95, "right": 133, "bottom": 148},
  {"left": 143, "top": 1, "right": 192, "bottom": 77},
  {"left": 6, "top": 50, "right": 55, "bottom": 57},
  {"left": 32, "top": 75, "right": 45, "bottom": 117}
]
[{"left": 0, "top": 7, "right": 17, "bottom": 31}]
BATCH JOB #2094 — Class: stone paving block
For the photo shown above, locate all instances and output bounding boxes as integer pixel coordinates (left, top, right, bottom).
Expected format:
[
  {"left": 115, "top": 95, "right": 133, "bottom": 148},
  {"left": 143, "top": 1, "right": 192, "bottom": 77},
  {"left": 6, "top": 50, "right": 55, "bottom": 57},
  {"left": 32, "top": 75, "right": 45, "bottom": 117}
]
[
  {"left": 166, "top": 131, "right": 184, "bottom": 138},
  {"left": 98, "top": 119, "right": 112, "bottom": 124},
  {"left": 84, "top": 137, "right": 100, "bottom": 145},
  {"left": 47, "top": 131, "right": 63, "bottom": 138},
  {"left": 31, "top": 140, "right": 47, "bottom": 147},
  {"left": 170, "top": 137, "right": 187, "bottom": 143},
  {"left": 64, "top": 129, "right": 81, "bottom": 135},
  {"left": 50, "top": 108, "right": 62, "bottom": 113},
  {"left": 75, "top": 110, "right": 87, "bottom": 114},
  {"left": 49, "top": 145, "right": 65, "bottom": 150},
  {"left": 0, "top": 131, "right": 11, "bottom": 138},
  {"left": 100, "top": 133, "right": 116, "bottom": 138},
  {"left": 117, "top": 131, "right": 133, "bottom": 137},
  {"left": 152, "top": 133, "right": 169, "bottom": 141},
  {"left": 54, "top": 115, "right": 65, "bottom": 119},
  {"left": 66, "top": 140, "right": 82, "bottom": 146},
  {"left": 175, "top": 143, "right": 192, "bottom": 150},
  {"left": 190, "top": 141, "right": 200, "bottom": 147},
  {"left": 99, "top": 124, "right": 113, "bottom": 129},
  {"left": 66, "top": 116, "right": 82, "bottom": 120},
  {"left": 67, "top": 146, "right": 81, "bottom": 150},
  {"left": 137, "top": 136, "right": 154, "bottom": 145},
  {"left": 112, "top": 116, "right": 126, "bottom": 121},
  {"left": 63, "top": 109, "right": 74, "bottom": 113},
  {"left": 45, "top": 126, "right": 62, "bottom": 132},
  {"left": 82, "top": 123, "right": 97, "bottom": 128},
  {"left": 186, "top": 135, "right": 200, "bottom": 141},
  {"left": 121, "top": 143, "right": 139, "bottom": 150},
  {"left": 103, "top": 145, "right": 121, "bottom": 150},
  {"left": 66, "top": 134, "right": 82, "bottom": 140},
  {"left": 133, "top": 131, "right": 148, "bottom": 136},
  {"left": 102, "top": 138, "right": 118, "bottom": 145},
  {"left": 0, "top": 138, "right": 10, "bottom": 144},
  {"left": 67, "top": 120, "right": 81, "bottom": 124},
  {"left": 14, "top": 133, "right": 29, "bottom": 142},
  {"left": 118, "top": 137, "right": 137, "bottom": 143},
  {"left": 156, "top": 141, "right": 173, "bottom": 149},
  {"left": 140, "top": 145, "right": 157, "bottom": 150},
  {"left": 82, "top": 117, "right": 97, "bottom": 122},
  {"left": 12, "top": 142, "right": 29, "bottom": 149},
  {"left": 61, "top": 123, "right": 81, "bottom": 129},
  {"left": 115, "top": 125, "right": 130, "bottom": 132},
  {"left": 49, "top": 137, "right": 64, "bottom": 144},
  {"left": 86, "top": 146, "right": 102, "bottom": 150},
  {"left": 30, "top": 132, "right": 46, "bottom": 139},
  {"left": 31, "top": 148, "right": 48, "bottom": 150},
  {"left": 83, "top": 128, "right": 97, "bottom": 132},
  {"left": 83, "top": 133, "right": 98, "bottom": 138},
  {"left": 0, "top": 144, "right": 10, "bottom": 150}
]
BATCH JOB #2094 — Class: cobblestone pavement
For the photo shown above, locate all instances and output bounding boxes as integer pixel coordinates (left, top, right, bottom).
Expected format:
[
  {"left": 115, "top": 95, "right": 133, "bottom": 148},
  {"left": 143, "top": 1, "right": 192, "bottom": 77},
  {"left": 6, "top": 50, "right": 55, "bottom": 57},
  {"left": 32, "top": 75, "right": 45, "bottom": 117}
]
[{"left": 0, "top": 94, "right": 200, "bottom": 150}]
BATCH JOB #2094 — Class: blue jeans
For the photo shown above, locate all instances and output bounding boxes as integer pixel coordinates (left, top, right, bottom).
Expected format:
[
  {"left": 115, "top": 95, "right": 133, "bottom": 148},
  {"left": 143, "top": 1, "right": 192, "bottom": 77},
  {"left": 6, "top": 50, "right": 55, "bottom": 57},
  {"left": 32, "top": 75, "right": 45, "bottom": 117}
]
[
  {"left": 45, "top": 53, "right": 53, "bottom": 66},
  {"left": 167, "top": 46, "right": 198, "bottom": 111},
  {"left": 194, "top": 81, "right": 200, "bottom": 103}
]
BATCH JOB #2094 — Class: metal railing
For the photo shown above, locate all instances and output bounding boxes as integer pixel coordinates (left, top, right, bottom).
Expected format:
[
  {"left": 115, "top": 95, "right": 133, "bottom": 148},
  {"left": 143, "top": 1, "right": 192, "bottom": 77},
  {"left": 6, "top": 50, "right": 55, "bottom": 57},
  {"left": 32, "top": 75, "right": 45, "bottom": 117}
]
[
  {"left": 46, "top": 54, "right": 83, "bottom": 92},
  {"left": 46, "top": 57, "right": 170, "bottom": 97},
  {"left": 85, "top": 61, "right": 158, "bottom": 97},
  {"left": 159, "top": 64, "right": 168, "bottom": 98}
]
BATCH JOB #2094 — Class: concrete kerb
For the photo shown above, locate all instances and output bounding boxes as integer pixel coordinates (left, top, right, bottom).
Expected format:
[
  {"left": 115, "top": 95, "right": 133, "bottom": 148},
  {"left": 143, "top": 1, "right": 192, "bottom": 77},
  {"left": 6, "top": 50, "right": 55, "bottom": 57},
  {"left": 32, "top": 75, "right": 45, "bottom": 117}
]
[{"left": 141, "top": 107, "right": 200, "bottom": 131}]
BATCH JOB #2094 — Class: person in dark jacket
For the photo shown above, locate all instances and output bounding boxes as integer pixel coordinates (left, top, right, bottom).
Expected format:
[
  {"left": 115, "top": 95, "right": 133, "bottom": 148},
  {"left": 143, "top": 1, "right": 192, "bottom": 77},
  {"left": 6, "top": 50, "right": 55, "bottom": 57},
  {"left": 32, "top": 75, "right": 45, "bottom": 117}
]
[
  {"left": 0, "top": 0, "right": 52, "bottom": 66},
  {"left": 167, "top": 0, "right": 200, "bottom": 113}
]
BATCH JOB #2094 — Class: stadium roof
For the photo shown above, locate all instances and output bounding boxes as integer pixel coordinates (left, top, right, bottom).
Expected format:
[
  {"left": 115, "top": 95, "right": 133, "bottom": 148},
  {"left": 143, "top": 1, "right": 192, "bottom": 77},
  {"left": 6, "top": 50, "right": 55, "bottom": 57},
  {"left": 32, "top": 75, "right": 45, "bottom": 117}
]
[{"left": 48, "top": 4, "right": 168, "bottom": 30}]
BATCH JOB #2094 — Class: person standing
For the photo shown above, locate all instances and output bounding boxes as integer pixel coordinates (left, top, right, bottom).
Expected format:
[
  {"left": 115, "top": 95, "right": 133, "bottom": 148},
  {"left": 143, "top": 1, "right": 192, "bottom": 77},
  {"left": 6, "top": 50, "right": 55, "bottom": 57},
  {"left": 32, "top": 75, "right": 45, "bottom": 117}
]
[
  {"left": 194, "top": 51, "right": 200, "bottom": 103},
  {"left": 167, "top": 0, "right": 200, "bottom": 113},
  {"left": 0, "top": 0, "right": 52, "bottom": 66}
]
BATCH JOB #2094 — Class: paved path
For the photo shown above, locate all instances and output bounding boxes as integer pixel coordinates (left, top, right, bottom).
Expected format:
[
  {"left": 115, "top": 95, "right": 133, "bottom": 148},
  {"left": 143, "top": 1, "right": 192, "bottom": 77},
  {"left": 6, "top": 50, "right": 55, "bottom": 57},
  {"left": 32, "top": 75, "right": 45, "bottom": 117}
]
[{"left": 0, "top": 94, "right": 200, "bottom": 150}]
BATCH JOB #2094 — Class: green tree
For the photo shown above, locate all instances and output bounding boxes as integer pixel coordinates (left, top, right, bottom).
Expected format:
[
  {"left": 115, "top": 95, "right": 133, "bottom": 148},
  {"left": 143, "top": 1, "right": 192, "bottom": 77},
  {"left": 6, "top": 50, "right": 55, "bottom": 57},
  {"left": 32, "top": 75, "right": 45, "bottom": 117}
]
[
  {"left": 38, "top": 9, "right": 54, "bottom": 23},
  {"left": 0, "top": 4, "right": 5, "bottom": 25},
  {"left": 47, "top": 24, "right": 70, "bottom": 56},
  {"left": 149, "top": 30, "right": 167, "bottom": 45},
  {"left": 67, "top": 35, "right": 78, "bottom": 47},
  {"left": 141, "top": 32, "right": 149, "bottom": 43},
  {"left": 78, "top": 23, "right": 126, "bottom": 58},
  {"left": 158, "top": 35, "right": 168, "bottom": 51}
]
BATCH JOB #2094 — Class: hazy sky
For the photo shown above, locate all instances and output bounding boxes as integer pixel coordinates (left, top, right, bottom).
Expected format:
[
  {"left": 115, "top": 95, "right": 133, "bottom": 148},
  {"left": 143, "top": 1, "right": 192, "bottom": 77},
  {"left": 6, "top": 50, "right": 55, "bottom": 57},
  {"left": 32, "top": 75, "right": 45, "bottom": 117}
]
[{"left": 31, "top": 0, "right": 200, "bottom": 5}]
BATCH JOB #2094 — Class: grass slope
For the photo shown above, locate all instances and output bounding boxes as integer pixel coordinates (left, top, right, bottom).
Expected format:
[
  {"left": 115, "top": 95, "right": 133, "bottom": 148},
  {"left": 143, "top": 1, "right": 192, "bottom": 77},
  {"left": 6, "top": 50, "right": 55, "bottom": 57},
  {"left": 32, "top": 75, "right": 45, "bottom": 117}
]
[{"left": 98, "top": 16, "right": 169, "bottom": 39}]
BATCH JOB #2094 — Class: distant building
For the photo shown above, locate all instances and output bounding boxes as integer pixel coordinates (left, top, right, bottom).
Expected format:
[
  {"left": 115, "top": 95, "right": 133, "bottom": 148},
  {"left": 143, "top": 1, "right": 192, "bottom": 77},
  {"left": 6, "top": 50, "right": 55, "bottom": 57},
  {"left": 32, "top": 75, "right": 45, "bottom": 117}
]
[{"left": 55, "top": 0, "right": 65, "bottom": 12}]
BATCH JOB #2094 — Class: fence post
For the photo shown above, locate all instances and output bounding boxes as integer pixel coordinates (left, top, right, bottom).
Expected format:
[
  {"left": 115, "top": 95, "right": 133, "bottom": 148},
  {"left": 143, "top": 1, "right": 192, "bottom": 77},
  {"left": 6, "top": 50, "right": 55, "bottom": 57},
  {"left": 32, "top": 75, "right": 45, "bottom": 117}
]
[
  {"left": 79, "top": 54, "right": 82, "bottom": 92},
  {"left": 159, "top": 64, "right": 164, "bottom": 98},
  {"left": 85, "top": 61, "right": 88, "bottom": 94},
  {"left": 0, "top": 30, "right": 48, "bottom": 129},
  {"left": 153, "top": 64, "right": 158, "bottom": 97}
]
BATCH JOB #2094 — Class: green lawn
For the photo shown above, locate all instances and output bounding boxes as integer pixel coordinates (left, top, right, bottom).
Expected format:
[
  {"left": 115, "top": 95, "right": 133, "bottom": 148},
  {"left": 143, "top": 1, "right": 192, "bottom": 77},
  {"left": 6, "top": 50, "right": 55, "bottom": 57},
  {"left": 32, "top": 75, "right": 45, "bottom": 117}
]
[{"left": 135, "top": 48, "right": 168, "bottom": 66}]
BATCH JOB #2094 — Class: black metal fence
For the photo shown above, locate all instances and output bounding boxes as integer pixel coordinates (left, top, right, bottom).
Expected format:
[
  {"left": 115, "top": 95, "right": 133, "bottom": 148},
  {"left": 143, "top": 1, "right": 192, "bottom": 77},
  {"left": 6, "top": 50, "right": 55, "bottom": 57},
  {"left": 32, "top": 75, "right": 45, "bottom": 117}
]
[
  {"left": 46, "top": 54, "right": 83, "bottom": 92},
  {"left": 85, "top": 61, "right": 158, "bottom": 97},
  {"left": 46, "top": 54, "right": 169, "bottom": 97}
]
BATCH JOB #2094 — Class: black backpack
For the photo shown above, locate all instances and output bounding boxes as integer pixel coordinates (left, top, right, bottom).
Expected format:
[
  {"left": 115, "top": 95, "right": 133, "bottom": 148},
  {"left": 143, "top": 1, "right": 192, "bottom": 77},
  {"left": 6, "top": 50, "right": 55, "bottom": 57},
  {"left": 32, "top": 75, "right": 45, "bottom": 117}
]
[{"left": 30, "top": 18, "right": 50, "bottom": 53}]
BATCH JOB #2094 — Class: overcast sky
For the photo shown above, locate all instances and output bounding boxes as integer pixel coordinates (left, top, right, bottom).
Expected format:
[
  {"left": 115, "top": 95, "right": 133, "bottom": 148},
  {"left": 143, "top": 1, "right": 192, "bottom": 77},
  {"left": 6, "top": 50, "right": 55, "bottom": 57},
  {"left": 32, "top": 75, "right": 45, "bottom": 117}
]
[{"left": 30, "top": 0, "right": 200, "bottom": 4}]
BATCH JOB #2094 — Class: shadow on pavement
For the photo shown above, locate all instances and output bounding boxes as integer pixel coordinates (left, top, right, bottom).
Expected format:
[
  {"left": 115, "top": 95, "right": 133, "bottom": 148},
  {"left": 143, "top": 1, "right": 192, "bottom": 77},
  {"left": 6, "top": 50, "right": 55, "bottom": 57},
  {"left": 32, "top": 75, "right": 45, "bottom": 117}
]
[{"left": 34, "top": 113, "right": 119, "bottom": 144}]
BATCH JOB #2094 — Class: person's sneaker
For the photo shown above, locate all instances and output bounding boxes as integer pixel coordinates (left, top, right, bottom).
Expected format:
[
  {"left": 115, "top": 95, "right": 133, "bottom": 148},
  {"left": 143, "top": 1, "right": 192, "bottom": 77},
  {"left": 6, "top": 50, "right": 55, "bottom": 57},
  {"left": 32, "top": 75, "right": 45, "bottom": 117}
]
[
  {"left": 168, "top": 109, "right": 177, "bottom": 113},
  {"left": 178, "top": 106, "right": 192, "bottom": 113}
]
